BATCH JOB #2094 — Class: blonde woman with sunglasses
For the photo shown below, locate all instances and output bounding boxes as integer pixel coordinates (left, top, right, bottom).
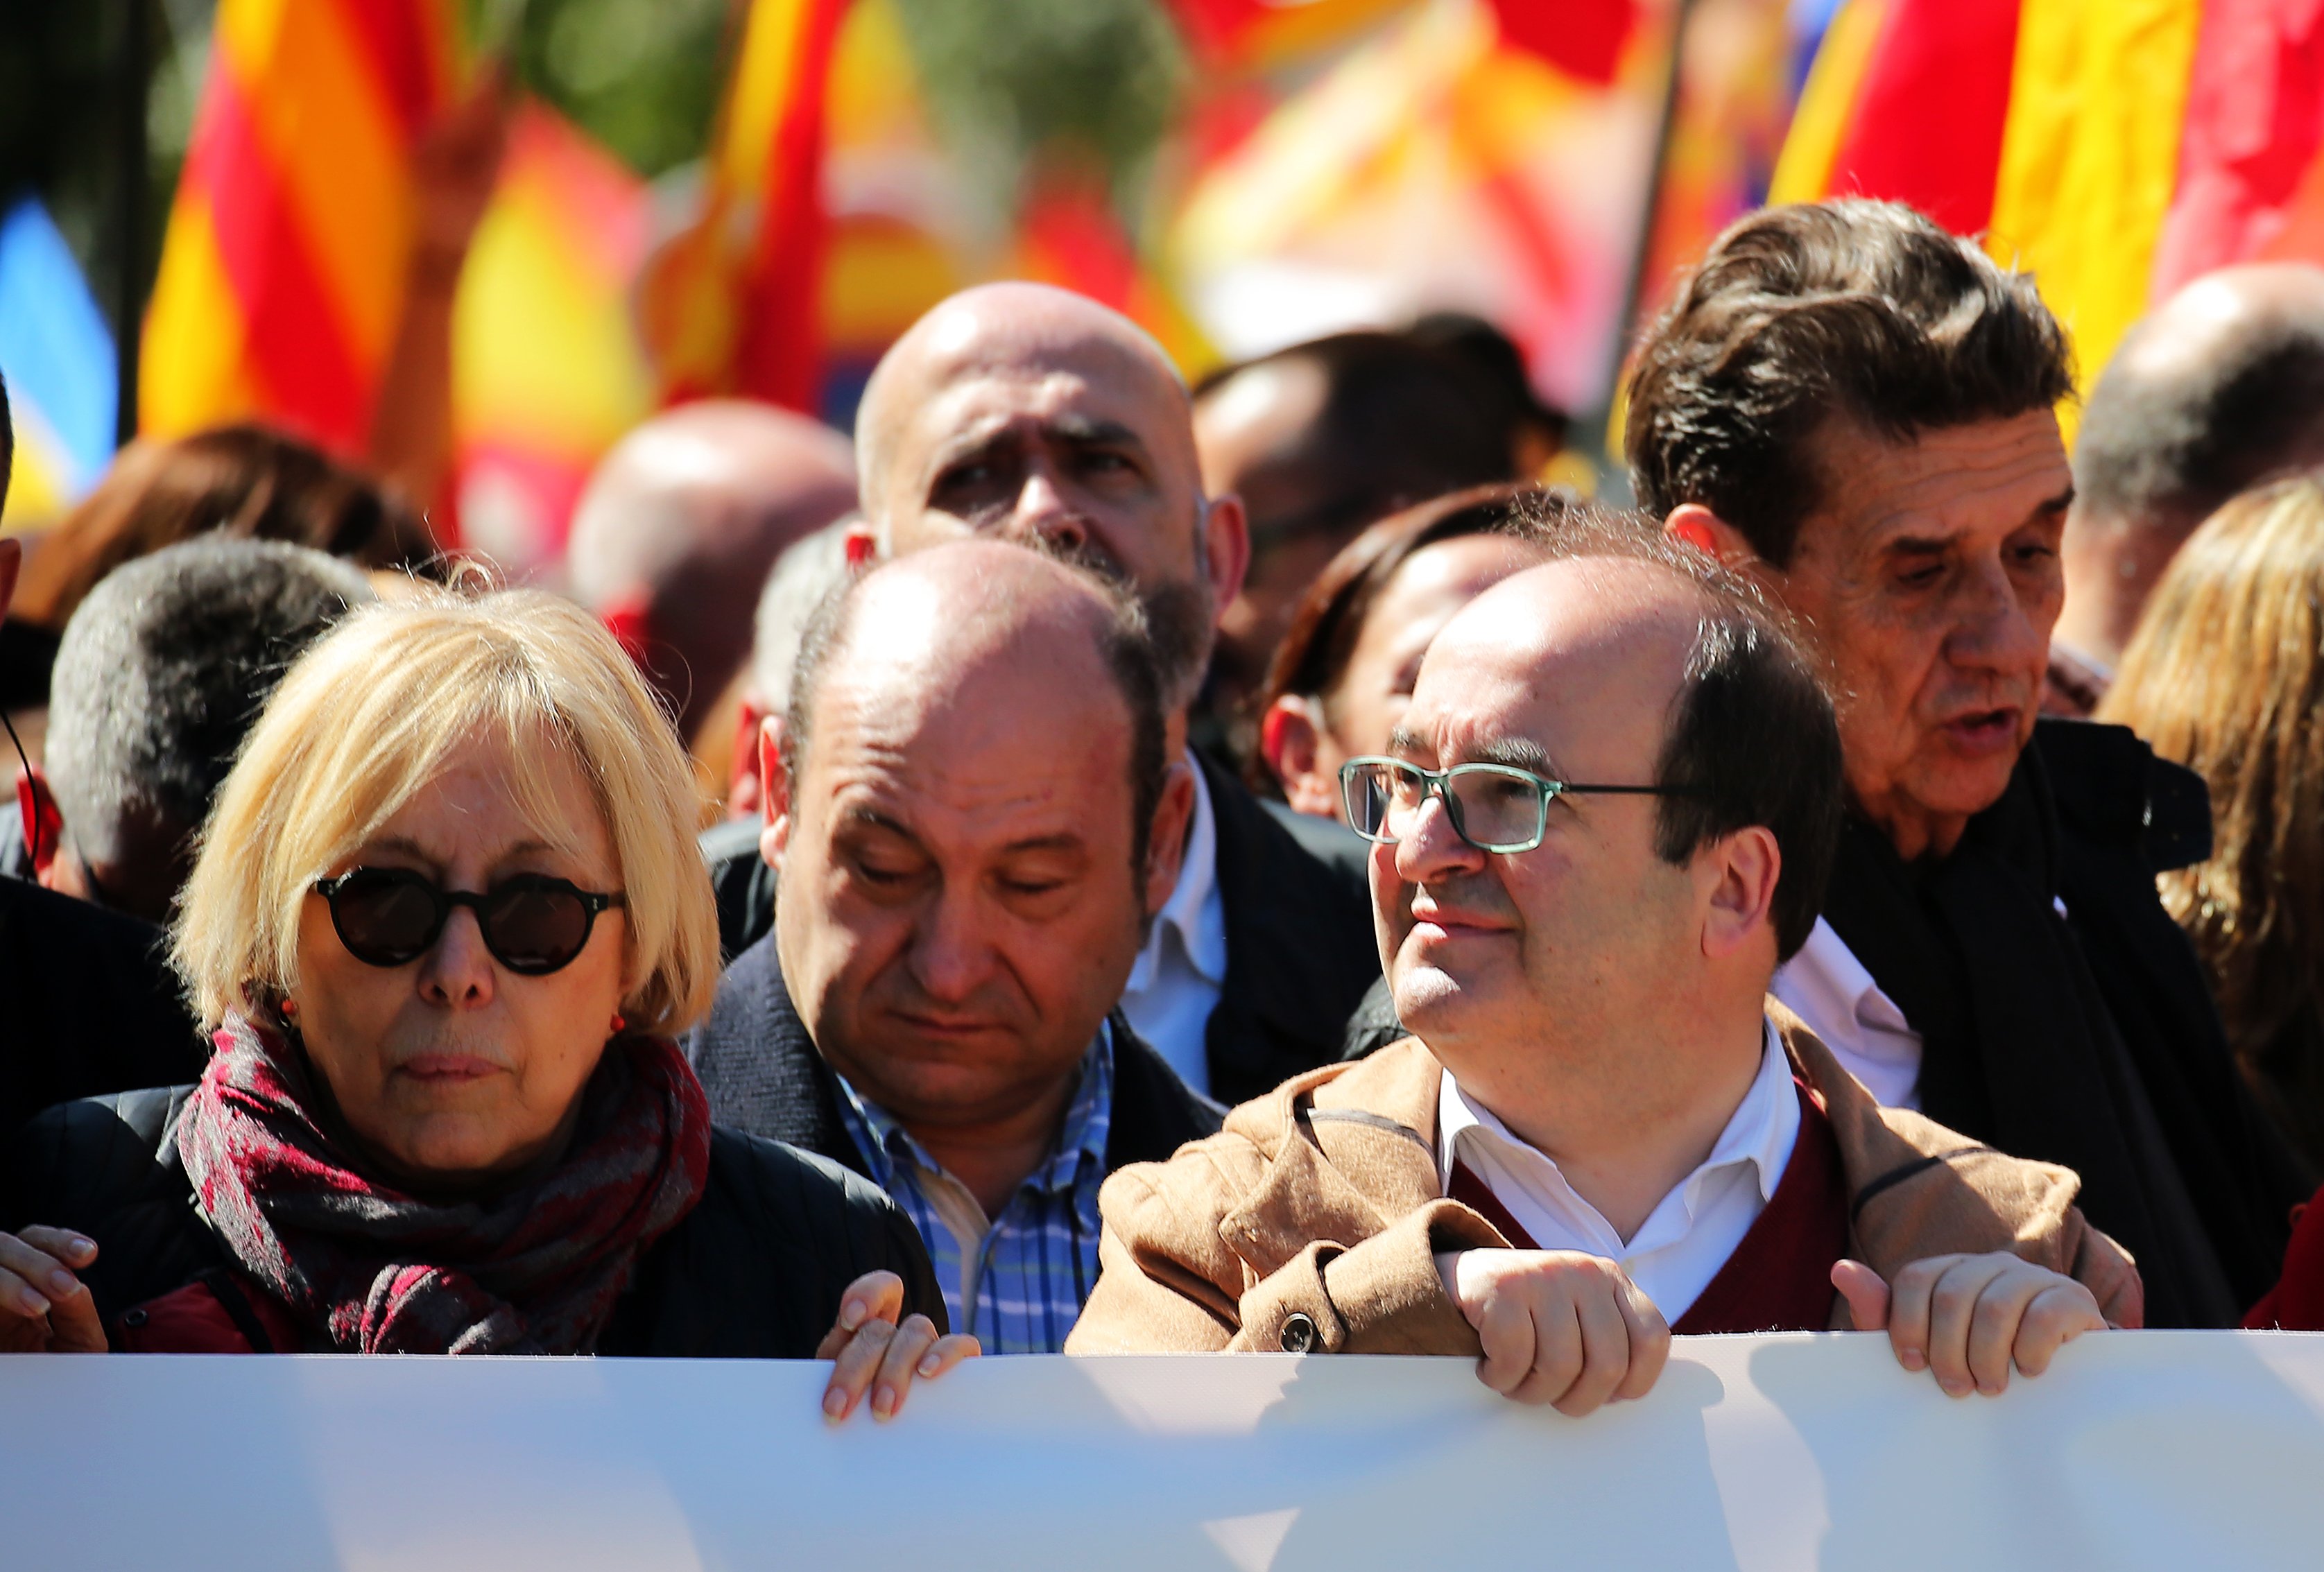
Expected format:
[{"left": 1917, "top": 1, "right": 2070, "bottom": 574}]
[{"left": 0, "top": 585, "right": 973, "bottom": 1421}]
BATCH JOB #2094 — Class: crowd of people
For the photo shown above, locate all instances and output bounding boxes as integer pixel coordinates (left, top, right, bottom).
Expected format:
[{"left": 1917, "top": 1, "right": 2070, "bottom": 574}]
[{"left": 6, "top": 194, "right": 2324, "bottom": 1426}]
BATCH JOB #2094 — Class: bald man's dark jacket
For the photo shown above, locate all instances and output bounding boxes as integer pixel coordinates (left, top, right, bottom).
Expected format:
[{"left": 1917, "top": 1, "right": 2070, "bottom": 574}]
[
  {"left": 684, "top": 932, "right": 1223, "bottom": 1184},
  {"left": 697, "top": 754, "right": 1380, "bottom": 1104}
]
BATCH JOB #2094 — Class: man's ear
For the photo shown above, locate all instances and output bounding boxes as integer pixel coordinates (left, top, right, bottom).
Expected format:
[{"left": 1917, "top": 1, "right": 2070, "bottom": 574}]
[
  {"left": 728, "top": 696, "right": 767, "bottom": 819},
  {"left": 0, "top": 538, "right": 20, "bottom": 623},
  {"left": 1202, "top": 492, "right": 1252, "bottom": 616},
  {"left": 1664, "top": 503, "right": 1758, "bottom": 569},
  {"left": 1142, "top": 761, "right": 1198, "bottom": 918},
  {"left": 1260, "top": 696, "right": 1338, "bottom": 818},
  {"left": 757, "top": 715, "right": 796, "bottom": 874},
  {"left": 1701, "top": 824, "right": 1781, "bottom": 961}
]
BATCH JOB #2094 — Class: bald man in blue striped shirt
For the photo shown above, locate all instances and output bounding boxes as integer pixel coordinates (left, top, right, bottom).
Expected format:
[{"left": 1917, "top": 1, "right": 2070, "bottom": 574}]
[{"left": 687, "top": 539, "right": 1223, "bottom": 1353}]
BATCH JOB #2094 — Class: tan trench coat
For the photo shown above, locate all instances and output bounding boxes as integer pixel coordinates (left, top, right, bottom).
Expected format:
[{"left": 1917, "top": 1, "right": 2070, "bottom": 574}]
[{"left": 1066, "top": 1003, "right": 2144, "bottom": 1357}]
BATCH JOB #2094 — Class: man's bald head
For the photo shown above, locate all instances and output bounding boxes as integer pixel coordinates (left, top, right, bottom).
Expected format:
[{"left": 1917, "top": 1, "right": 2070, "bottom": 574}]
[
  {"left": 848, "top": 284, "right": 1242, "bottom": 716},
  {"left": 2078, "top": 264, "right": 2324, "bottom": 535},
  {"left": 1416, "top": 526, "right": 1841, "bottom": 961},
  {"left": 783, "top": 538, "right": 1169, "bottom": 874},
  {"left": 856, "top": 282, "right": 1190, "bottom": 509},
  {"left": 568, "top": 399, "right": 856, "bottom": 737},
  {"left": 2062, "top": 264, "right": 2324, "bottom": 666}
]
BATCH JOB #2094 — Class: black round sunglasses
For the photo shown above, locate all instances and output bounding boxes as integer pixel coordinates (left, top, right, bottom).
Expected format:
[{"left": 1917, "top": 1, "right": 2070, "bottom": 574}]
[{"left": 311, "top": 867, "right": 625, "bottom": 976}]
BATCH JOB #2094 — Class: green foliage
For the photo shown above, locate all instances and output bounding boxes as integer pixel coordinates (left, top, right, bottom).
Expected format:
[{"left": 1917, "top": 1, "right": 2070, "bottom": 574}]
[
  {"left": 499, "top": 0, "right": 731, "bottom": 178},
  {"left": 888, "top": 0, "right": 1185, "bottom": 224}
]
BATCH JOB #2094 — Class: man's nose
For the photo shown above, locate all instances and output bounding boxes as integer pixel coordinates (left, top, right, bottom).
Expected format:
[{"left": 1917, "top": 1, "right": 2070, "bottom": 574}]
[
  {"left": 1006, "top": 469, "right": 1090, "bottom": 553},
  {"left": 906, "top": 887, "right": 997, "bottom": 1005},
  {"left": 1393, "top": 791, "right": 1486, "bottom": 886},
  {"left": 1945, "top": 555, "right": 2048, "bottom": 675},
  {"left": 416, "top": 907, "right": 496, "bottom": 1008}
]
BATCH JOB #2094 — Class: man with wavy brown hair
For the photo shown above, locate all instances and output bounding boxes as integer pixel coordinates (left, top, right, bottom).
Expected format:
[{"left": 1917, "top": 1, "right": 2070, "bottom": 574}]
[{"left": 1626, "top": 197, "right": 2305, "bottom": 1327}]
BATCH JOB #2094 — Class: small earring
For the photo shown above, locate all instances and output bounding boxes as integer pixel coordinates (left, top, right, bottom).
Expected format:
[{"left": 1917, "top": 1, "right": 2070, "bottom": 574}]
[
  {"left": 609, "top": 1013, "right": 626, "bottom": 1035},
  {"left": 279, "top": 997, "right": 298, "bottom": 1019}
]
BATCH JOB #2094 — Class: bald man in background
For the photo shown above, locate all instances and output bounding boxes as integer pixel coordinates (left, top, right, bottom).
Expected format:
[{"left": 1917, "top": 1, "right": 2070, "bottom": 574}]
[
  {"left": 825, "top": 283, "right": 1379, "bottom": 1105},
  {"left": 2056, "top": 264, "right": 2324, "bottom": 714},
  {"left": 1190, "top": 331, "right": 1515, "bottom": 743},
  {"left": 567, "top": 399, "right": 857, "bottom": 743}
]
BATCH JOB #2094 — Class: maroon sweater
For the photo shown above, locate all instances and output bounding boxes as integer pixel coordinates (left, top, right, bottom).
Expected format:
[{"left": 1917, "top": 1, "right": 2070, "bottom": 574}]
[{"left": 1447, "top": 1081, "right": 1850, "bottom": 1335}]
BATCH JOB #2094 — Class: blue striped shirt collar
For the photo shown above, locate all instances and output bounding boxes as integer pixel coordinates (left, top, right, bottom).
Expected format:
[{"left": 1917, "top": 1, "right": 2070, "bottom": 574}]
[{"left": 836, "top": 1025, "right": 1114, "bottom": 1200}]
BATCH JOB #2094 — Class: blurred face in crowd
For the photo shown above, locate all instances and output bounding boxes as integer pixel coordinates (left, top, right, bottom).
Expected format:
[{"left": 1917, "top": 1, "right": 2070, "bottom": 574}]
[
  {"left": 1269, "top": 533, "right": 1543, "bottom": 818},
  {"left": 766, "top": 551, "right": 1188, "bottom": 1137},
  {"left": 1678, "top": 411, "right": 2072, "bottom": 863},
  {"left": 292, "top": 731, "right": 631, "bottom": 1189},
  {"left": 854, "top": 284, "right": 1248, "bottom": 716},
  {"left": 1378, "top": 560, "right": 1735, "bottom": 1125},
  {"left": 1196, "top": 356, "right": 1345, "bottom": 682}
]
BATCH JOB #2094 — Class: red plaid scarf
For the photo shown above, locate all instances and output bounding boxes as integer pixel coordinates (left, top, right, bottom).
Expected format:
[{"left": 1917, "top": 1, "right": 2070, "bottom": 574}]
[{"left": 176, "top": 1014, "right": 711, "bottom": 1354}]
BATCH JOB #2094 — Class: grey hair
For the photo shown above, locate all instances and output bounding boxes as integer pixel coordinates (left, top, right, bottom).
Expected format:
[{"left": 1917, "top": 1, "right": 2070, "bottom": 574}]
[
  {"left": 748, "top": 517, "right": 857, "bottom": 710},
  {"left": 45, "top": 536, "right": 375, "bottom": 863}
]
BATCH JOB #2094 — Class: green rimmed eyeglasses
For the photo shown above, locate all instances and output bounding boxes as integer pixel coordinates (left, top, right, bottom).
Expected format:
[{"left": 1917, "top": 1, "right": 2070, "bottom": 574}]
[{"left": 1338, "top": 756, "right": 1687, "bottom": 855}]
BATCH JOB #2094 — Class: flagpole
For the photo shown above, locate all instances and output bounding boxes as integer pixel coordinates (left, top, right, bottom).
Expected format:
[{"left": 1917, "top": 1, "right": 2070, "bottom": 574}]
[
  {"left": 116, "top": 0, "right": 148, "bottom": 447},
  {"left": 1581, "top": 0, "right": 1698, "bottom": 500}
]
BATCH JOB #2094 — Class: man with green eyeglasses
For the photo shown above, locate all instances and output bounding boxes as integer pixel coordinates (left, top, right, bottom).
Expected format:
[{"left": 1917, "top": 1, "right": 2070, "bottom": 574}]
[{"left": 1069, "top": 525, "right": 2142, "bottom": 1414}]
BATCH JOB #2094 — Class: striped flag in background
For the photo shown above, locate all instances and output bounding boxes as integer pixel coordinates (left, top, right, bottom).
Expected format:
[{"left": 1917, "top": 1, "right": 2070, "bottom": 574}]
[
  {"left": 641, "top": 0, "right": 854, "bottom": 413},
  {"left": 139, "top": 0, "right": 461, "bottom": 454},
  {"left": 1773, "top": 0, "right": 2324, "bottom": 431},
  {"left": 0, "top": 199, "right": 117, "bottom": 532}
]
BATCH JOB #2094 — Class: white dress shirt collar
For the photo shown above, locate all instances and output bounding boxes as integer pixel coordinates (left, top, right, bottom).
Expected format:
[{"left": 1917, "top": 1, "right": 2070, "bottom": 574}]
[
  {"left": 1117, "top": 760, "right": 1229, "bottom": 1094},
  {"left": 1126, "top": 758, "right": 1226, "bottom": 994},
  {"left": 1436, "top": 1019, "right": 1800, "bottom": 1320},
  {"left": 1770, "top": 915, "right": 1924, "bottom": 1110}
]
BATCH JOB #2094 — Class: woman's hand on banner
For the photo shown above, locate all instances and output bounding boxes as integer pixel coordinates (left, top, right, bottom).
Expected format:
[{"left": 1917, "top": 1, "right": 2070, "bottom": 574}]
[{"left": 816, "top": 1269, "right": 981, "bottom": 1424}]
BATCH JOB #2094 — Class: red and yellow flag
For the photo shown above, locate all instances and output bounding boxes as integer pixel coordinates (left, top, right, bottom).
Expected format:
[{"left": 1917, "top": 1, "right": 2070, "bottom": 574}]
[
  {"left": 140, "top": 0, "right": 460, "bottom": 452},
  {"left": 1773, "top": 0, "right": 2324, "bottom": 421},
  {"left": 641, "top": 0, "right": 853, "bottom": 412}
]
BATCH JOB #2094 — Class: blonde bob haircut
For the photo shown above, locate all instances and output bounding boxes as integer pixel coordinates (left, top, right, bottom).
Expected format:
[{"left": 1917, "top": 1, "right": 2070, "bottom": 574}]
[{"left": 173, "top": 582, "right": 720, "bottom": 1036}]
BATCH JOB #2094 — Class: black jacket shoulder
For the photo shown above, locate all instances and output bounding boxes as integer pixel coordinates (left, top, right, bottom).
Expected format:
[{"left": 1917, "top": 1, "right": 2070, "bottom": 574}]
[
  {"left": 2033, "top": 716, "right": 2212, "bottom": 874},
  {"left": 701, "top": 816, "right": 777, "bottom": 962},
  {"left": 3, "top": 1085, "right": 945, "bottom": 1355},
  {"left": 0, "top": 879, "right": 207, "bottom": 1139},
  {"left": 2, "top": 1086, "right": 223, "bottom": 1324},
  {"left": 687, "top": 931, "right": 854, "bottom": 1166},
  {"left": 1200, "top": 757, "right": 1381, "bottom": 1105},
  {"left": 601, "top": 1126, "right": 945, "bottom": 1356}
]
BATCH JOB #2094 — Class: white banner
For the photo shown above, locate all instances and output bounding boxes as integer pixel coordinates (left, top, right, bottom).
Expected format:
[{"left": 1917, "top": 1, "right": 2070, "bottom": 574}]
[{"left": 6, "top": 1332, "right": 2324, "bottom": 1569}]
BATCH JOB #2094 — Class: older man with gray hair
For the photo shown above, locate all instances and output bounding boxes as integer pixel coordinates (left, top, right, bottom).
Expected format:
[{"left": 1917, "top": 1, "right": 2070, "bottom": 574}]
[{"left": 29, "top": 537, "right": 373, "bottom": 924}]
